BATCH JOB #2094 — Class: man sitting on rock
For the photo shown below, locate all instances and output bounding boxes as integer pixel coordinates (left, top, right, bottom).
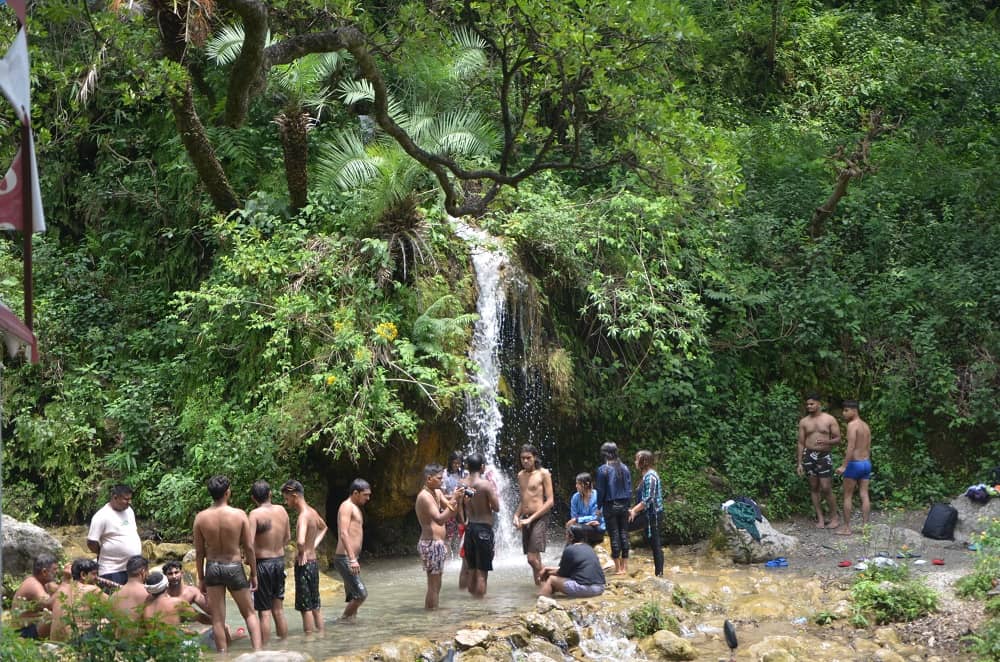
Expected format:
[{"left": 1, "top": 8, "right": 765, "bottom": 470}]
[{"left": 538, "top": 526, "right": 606, "bottom": 598}]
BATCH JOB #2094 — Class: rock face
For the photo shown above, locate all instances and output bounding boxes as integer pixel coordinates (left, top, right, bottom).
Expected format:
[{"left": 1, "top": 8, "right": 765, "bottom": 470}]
[
  {"left": 950, "top": 494, "right": 1000, "bottom": 542},
  {"left": 1, "top": 515, "right": 63, "bottom": 576},
  {"left": 721, "top": 512, "right": 798, "bottom": 564}
]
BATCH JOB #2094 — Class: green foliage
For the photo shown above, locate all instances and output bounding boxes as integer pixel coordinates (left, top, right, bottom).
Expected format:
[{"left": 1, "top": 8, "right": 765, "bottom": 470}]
[
  {"left": 850, "top": 571, "right": 938, "bottom": 625},
  {"left": 63, "top": 592, "right": 201, "bottom": 662},
  {"left": 628, "top": 598, "right": 679, "bottom": 638},
  {"left": 0, "top": 624, "right": 58, "bottom": 661}
]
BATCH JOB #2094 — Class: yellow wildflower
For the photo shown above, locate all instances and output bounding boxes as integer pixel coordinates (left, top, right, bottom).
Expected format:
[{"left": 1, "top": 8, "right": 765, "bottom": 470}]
[{"left": 375, "top": 321, "right": 399, "bottom": 342}]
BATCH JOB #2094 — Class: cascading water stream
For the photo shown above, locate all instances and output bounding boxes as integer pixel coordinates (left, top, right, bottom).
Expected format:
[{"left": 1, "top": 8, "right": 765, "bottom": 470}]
[{"left": 451, "top": 218, "right": 519, "bottom": 552}]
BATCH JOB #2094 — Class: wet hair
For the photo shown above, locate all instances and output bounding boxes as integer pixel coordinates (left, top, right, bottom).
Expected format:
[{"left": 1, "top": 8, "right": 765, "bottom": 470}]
[
  {"left": 71, "top": 558, "right": 98, "bottom": 581},
  {"left": 805, "top": 393, "right": 821, "bottom": 403},
  {"left": 33, "top": 552, "right": 57, "bottom": 575},
  {"left": 600, "top": 442, "right": 619, "bottom": 461},
  {"left": 126, "top": 555, "right": 149, "bottom": 577},
  {"left": 424, "top": 463, "right": 445, "bottom": 481},
  {"left": 349, "top": 478, "right": 371, "bottom": 494},
  {"left": 447, "top": 451, "right": 464, "bottom": 472},
  {"left": 635, "top": 450, "right": 656, "bottom": 472},
  {"left": 162, "top": 560, "right": 182, "bottom": 574},
  {"left": 575, "top": 472, "right": 593, "bottom": 487},
  {"left": 281, "top": 479, "right": 305, "bottom": 496},
  {"left": 110, "top": 484, "right": 133, "bottom": 498},
  {"left": 466, "top": 452, "right": 485, "bottom": 473},
  {"left": 568, "top": 526, "right": 587, "bottom": 544},
  {"left": 520, "top": 444, "right": 541, "bottom": 469},
  {"left": 207, "top": 475, "right": 230, "bottom": 500},
  {"left": 251, "top": 480, "right": 271, "bottom": 502}
]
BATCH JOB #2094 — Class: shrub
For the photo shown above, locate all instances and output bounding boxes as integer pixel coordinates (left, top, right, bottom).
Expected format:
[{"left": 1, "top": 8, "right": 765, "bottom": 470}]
[
  {"left": 628, "top": 598, "right": 679, "bottom": 638},
  {"left": 850, "top": 576, "right": 938, "bottom": 625}
]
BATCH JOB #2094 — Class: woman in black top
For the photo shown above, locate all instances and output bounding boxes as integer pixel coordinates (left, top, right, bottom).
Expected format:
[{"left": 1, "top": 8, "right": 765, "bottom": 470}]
[{"left": 595, "top": 441, "right": 632, "bottom": 575}]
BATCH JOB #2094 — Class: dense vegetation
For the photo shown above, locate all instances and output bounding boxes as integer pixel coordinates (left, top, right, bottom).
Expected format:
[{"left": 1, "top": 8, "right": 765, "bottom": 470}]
[{"left": 2, "top": 0, "right": 999, "bottom": 554}]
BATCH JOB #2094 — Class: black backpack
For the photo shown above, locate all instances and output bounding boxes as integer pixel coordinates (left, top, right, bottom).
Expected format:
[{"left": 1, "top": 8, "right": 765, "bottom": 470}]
[{"left": 921, "top": 503, "right": 958, "bottom": 540}]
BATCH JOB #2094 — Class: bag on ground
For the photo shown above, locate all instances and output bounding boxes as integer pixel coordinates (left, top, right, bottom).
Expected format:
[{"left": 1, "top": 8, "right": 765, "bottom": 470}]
[{"left": 920, "top": 503, "right": 958, "bottom": 540}]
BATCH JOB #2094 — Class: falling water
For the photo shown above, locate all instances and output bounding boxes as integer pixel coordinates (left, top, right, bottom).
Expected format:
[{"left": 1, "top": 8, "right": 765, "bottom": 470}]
[{"left": 452, "top": 219, "right": 520, "bottom": 552}]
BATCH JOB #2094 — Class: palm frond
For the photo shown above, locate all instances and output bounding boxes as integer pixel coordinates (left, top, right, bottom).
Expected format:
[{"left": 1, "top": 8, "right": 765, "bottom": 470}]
[
  {"left": 450, "top": 26, "right": 487, "bottom": 80},
  {"left": 425, "top": 110, "right": 500, "bottom": 158},
  {"left": 402, "top": 101, "right": 437, "bottom": 140},
  {"left": 336, "top": 79, "right": 409, "bottom": 125},
  {"left": 315, "top": 131, "right": 386, "bottom": 191},
  {"left": 205, "top": 24, "right": 257, "bottom": 65}
]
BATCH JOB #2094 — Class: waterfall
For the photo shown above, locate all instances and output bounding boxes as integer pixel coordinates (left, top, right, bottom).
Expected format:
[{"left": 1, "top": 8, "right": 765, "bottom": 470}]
[{"left": 452, "top": 219, "right": 520, "bottom": 552}]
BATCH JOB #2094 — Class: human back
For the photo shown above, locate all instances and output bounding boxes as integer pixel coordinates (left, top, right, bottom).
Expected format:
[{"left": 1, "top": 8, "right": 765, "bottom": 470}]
[
  {"left": 847, "top": 417, "right": 871, "bottom": 461},
  {"left": 194, "top": 505, "right": 248, "bottom": 562},
  {"left": 250, "top": 499, "right": 290, "bottom": 559}
]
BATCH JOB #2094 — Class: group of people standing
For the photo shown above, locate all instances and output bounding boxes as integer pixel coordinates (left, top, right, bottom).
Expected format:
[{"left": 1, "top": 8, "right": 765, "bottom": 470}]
[{"left": 797, "top": 394, "right": 873, "bottom": 535}]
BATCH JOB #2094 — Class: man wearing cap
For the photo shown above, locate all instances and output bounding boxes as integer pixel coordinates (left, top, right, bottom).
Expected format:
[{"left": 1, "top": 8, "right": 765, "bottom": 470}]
[
  {"left": 797, "top": 394, "right": 841, "bottom": 529},
  {"left": 835, "top": 400, "right": 872, "bottom": 535}
]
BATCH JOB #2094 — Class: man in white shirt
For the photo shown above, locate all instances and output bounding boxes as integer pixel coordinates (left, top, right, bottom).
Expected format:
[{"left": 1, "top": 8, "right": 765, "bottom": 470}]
[{"left": 87, "top": 484, "right": 142, "bottom": 587}]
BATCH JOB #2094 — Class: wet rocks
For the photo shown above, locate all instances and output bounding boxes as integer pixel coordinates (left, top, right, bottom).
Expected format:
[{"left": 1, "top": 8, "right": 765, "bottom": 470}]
[
  {"left": 454, "top": 628, "right": 492, "bottom": 650},
  {"left": 233, "top": 652, "right": 313, "bottom": 662},
  {"left": 637, "top": 630, "right": 697, "bottom": 660},
  {"left": 1, "top": 514, "right": 63, "bottom": 576}
]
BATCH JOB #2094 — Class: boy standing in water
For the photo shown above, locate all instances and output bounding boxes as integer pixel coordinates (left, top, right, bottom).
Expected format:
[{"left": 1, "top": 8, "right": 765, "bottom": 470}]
[
  {"left": 250, "top": 480, "right": 291, "bottom": 642},
  {"left": 333, "top": 479, "right": 371, "bottom": 620},
  {"left": 514, "top": 444, "right": 554, "bottom": 584},
  {"left": 415, "top": 464, "right": 458, "bottom": 609},
  {"left": 462, "top": 452, "right": 500, "bottom": 597},
  {"left": 281, "top": 479, "right": 327, "bottom": 633}
]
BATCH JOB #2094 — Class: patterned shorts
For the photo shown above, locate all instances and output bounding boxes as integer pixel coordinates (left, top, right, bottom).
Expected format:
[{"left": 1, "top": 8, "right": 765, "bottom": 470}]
[
  {"left": 803, "top": 450, "right": 834, "bottom": 478},
  {"left": 418, "top": 539, "right": 448, "bottom": 575}
]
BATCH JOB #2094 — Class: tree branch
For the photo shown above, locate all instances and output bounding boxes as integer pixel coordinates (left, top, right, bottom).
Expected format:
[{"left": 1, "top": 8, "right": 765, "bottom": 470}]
[{"left": 219, "top": 0, "right": 269, "bottom": 127}]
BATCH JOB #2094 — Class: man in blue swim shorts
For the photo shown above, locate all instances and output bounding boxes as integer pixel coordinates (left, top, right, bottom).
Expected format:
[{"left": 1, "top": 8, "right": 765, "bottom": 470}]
[{"left": 834, "top": 400, "right": 872, "bottom": 535}]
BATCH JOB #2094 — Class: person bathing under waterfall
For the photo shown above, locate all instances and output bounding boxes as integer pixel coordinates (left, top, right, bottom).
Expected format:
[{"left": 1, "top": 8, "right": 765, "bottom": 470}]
[
  {"left": 514, "top": 444, "right": 554, "bottom": 584},
  {"left": 459, "top": 452, "right": 500, "bottom": 597},
  {"left": 415, "top": 463, "right": 459, "bottom": 609}
]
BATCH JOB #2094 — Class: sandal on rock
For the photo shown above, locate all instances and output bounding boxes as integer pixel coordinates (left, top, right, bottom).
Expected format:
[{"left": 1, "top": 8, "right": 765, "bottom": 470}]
[
  {"left": 931, "top": 558, "right": 945, "bottom": 565},
  {"left": 765, "top": 558, "right": 789, "bottom": 568},
  {"left": 837, "top": 560, "right": 852, "bottom": 567}
]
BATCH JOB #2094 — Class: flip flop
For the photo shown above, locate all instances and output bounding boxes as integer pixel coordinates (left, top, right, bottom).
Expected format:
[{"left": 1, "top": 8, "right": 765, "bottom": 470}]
[
  {"left": 931, "top": 558, "right": 945, "bottom": 565},
  {"left": 765, "top": 558, "right": 789, "bottom": 568},
  {"left": 896, "top": 552, "right": 921, "bottom": 558},
  {"left": 838, "top": 560, "right": 852, "bottom": 567}
]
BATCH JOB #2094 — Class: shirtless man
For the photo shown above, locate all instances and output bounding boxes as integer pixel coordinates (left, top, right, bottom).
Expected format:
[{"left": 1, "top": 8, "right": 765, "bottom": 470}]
[
  {"left": 835, "top": 400, "right": 873, "bottom": 535},
  {"left": 281, "top": 479, "right": 328, "bottom": 633},
  {"left": 12, "top": 552, "right": 58, "bottom": 639},
  {"left": 50, "top": 558, "right": 106, "bottom": 642},
  {"left": 193, "top": 475, "right": 262, "bottom": 652},
  {"left": 460, "top": 452, "right": 500, "bottom": 597},
  {"left": 163, "top": 560, "right": 210, "bottom": 619},
  {"left": 513, "top": 444, "right": 555, "bottom": 584},
  {"left": 333, "top": 478, "right": 371, "bottom": 620},
  {"left": 797, "top": 394, "right": 842, "bottom": 529},
  {"left": 250, "top": 480, "right": 291, "bottom": 642},
  {"left": 110, "top": 555, "right": 149, "bottom": 618},
  {"left": 142, "top": 570, "right": 195, "bottom": 626},
  {"left": 415, "top": 464, "right": 458, "bottom": 609}
]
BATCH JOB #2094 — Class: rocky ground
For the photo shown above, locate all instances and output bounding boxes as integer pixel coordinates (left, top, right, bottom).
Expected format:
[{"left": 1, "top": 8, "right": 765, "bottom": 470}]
[{"left": 772, "top": 509, "right": 985, "bottom": 659}]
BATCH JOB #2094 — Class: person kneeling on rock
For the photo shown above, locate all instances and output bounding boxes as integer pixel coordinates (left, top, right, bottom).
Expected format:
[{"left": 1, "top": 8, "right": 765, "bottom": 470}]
[{"left": 538, "top": 526, "right": 606, "bottom": 598}]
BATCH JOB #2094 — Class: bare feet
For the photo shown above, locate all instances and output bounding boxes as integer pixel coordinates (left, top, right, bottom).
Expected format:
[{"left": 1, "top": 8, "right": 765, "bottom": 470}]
[
  {"left": 826, "top": 518, "right": 841, "bottom": 529},
  {"left": 834, "top": 527, "right": 852, "bottom": 536},
  {"left": 815, "top": 521, "right": 827, "bottom": 529}
]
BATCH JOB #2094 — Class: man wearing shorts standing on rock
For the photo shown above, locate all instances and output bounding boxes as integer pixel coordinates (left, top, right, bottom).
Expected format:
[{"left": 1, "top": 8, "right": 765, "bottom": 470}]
[
  {"left": 250, "top": 480, "right": 291, "bottom": 642},
  {"left": 415, "top": 464, "right": 458, "bottom": 610},
  {"left": 461, "top": 452, "right": 500, "bottom": 598},
  {"left": 835, "top": 400, "right": 872, "bottom": 535},
  {"left": 333, "top": 479, "right": 371, "bottom": 620},
  {"left": 514, "top": 444, "right": 554, "bottom": 584},
  {"left": 281, "top": 479, "right": 327, "bottom": 633},
  {"left": 193, "top": 475, "right": 262, "bottom": 652},
  {"left": 797, "top": 393, "right": 842, "bottom": 529}
]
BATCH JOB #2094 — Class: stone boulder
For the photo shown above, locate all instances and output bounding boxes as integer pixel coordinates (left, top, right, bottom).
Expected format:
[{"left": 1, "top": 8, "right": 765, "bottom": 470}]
[
  {"left": 455, "top": 628, "right": 492, "bottom": 651},
  {"left": 720, "top": 512, "right": 798, "bottom": 564},
  {"left": 1, "top": 515, "right": 63, "bottom": 576},
  {"left": 521, "top": 608, "right": 579, "bottom": 648},
  {"left": 638, "top": 630, "right": 697, "bottom": 661},
  {"left": 950, "top": 494, "right": 1000, "bottom": 542},
  {"left": 141, "top": 540, "right": 192, "bottom": 563},
  {"left": 868, "top": 524, "right": 926, "bottom": 553},
  {"left": 232, "top": 652, "right": 312, "bottom": 662},
  {"left": 368, "top": 637, "right": 437, "bottom": 662}
]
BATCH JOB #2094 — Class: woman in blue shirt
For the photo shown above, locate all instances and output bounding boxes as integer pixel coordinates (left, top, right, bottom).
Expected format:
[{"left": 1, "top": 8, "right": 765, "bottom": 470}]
[
  {"left": 566, "top": 472, "right": 605, "bottom": 545},
  {"left": 595, "top": 442, "right": 632, "bottom": 575}
]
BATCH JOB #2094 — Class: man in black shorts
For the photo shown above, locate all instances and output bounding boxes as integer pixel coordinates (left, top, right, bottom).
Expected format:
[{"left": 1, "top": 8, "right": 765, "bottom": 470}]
[
  {"left": 333, "top": 478, "right": 371, "bottom": 620},
  {"left": 796, "top": 394, "right": 842, "bottom": 529},
  {"left": 460, "top": 453, "right": 500, "bottom": 597},
  {"left": 249, "top": 480, "right": 291, "bottom": 642}
]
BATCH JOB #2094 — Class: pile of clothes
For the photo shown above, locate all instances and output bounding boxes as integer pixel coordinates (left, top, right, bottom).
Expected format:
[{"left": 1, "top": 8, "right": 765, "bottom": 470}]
[{"left": 964, "top": 484, "right": 1000, "bottom": 504}]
